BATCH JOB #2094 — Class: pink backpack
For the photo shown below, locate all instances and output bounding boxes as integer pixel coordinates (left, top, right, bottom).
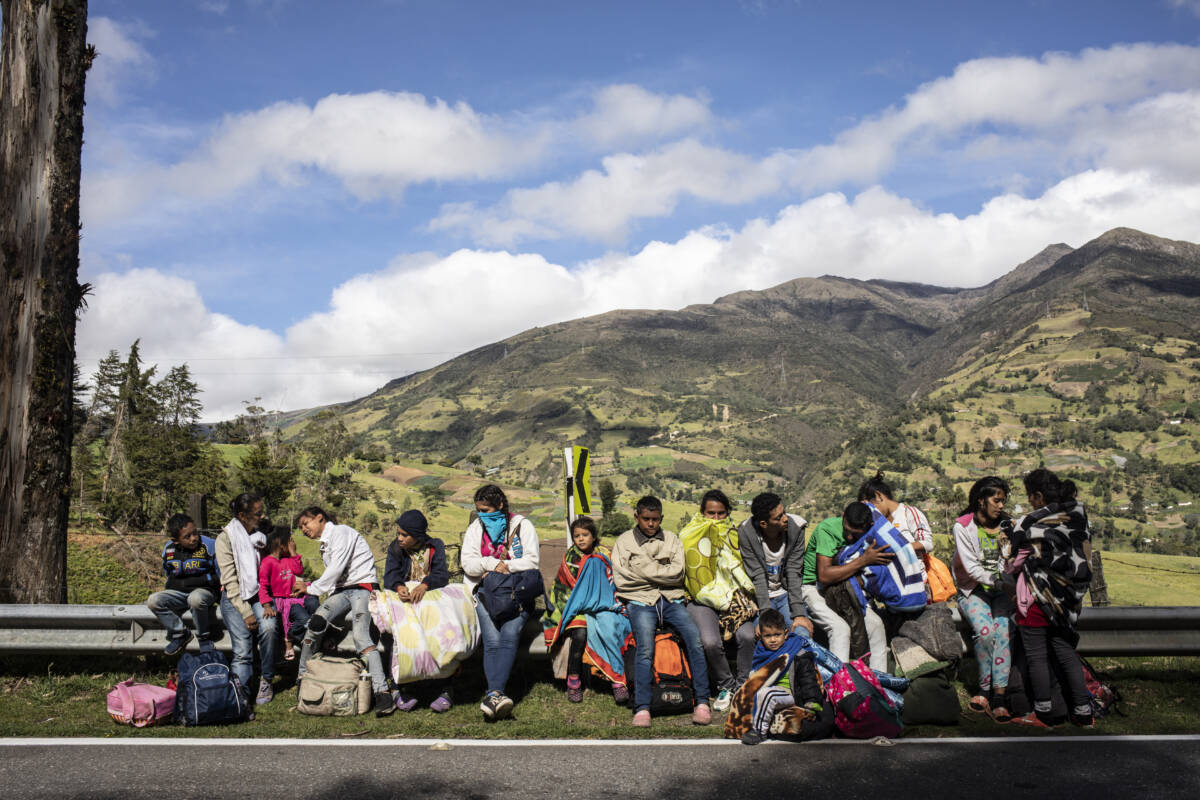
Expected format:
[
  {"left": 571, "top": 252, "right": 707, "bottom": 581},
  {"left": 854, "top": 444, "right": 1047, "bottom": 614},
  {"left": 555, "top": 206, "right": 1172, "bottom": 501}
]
[
  {"left": 107, "top": 679, "right": 176, "bottom": 727},
  {"left": 825, "top": 657, "right": 903, "bottom": 739}
]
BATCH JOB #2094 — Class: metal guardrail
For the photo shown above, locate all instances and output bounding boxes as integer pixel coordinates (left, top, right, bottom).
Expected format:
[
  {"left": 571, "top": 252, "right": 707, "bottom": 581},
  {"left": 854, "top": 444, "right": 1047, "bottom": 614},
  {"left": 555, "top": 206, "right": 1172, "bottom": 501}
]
[
  {"left": 0, "top": 603, "right": 551, "bottom": 657},
  {"left": 1, "top": 604, "right": 1198, "bottom": 658}
]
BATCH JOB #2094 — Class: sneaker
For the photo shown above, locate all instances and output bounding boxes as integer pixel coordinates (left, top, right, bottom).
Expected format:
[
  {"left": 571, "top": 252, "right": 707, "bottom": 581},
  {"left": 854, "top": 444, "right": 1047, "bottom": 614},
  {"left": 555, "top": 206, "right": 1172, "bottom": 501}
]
[
  {"left": 480, "top": 691, "right": 513, "bottom": 721},
  {"left": 692, "top": 703, "right": 712, "bottom": 726},
  {"left": 394, "top": 692, "right": 419, "bottom": 712},
  {"left": 163, "top": 631, "right": 192, "bottom": 656},
  {"left": 374, "top": 691, "right": 396, "bottom": 717},
  {"left": 712, "top": 687, "right": 733, "bottom": 713},
  {"left": 612, "top": 683, "right": 630, "bottom": 706},
  {"left": 632, "top": 709, "right": 651, "bottom": 728},
  {"left": 430, "top": 693, "right": 452, "bottom": 713},
  {"left": 740, "top": 730, "right": 764, "bottom": 746},
  {"left": 197, "top": 637, "right": 215, "bottom": 653},
  {"left": 566, "top": 675, "right": 583, "bottom": 703},
  {"left": 255, "top": 678, "right": 274, "bottom": 705}
]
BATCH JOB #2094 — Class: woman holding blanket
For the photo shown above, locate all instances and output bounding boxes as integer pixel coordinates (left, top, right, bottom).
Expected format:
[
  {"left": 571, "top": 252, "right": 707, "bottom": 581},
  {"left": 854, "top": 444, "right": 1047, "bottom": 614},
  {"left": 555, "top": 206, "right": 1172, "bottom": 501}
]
[
  {"left": 214, "top": 492, "right": 279, "bottom": 705},
  {"left": 543, "top": 516, "right": 631, "bottom": 705},
  {"left": 681, "top": 490, "right": 758, "bottom": 712},
  {"left": 461, "top": 484, "right": 540, "bottom": 721}
]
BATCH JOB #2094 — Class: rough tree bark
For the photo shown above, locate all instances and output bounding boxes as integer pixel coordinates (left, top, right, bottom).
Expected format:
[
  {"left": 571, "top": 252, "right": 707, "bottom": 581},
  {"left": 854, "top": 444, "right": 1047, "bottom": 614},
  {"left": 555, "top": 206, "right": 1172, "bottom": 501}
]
[{"left": 0, "top": 0, "right": 89, "bottom": 603}]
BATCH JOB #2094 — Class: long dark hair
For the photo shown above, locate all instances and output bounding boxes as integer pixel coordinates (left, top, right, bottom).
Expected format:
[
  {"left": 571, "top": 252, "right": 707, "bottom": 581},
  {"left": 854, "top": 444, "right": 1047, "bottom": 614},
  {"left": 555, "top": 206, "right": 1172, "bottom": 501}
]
[
  {"left": 1023, "top": 468, "right": 1077, "bottom": 505},
  {"left": 473, "top": 484, "right": 509, "bottom": 513},
  {"left": 963, "top": 476, "right": 1010, "bottom": 517},
  {"left": 857, "top": 470, "right": 894, "bottom": 502},
  {"left": 230, "top": 492, "right": 262, "bottom": 516}
]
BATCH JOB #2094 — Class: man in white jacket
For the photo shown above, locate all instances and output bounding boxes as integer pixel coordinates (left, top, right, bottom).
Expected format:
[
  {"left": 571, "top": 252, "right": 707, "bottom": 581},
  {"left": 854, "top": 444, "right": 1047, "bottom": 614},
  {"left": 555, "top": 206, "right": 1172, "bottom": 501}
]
[{"left": 294, "top": 506, "right": 394, "bottom": 717}]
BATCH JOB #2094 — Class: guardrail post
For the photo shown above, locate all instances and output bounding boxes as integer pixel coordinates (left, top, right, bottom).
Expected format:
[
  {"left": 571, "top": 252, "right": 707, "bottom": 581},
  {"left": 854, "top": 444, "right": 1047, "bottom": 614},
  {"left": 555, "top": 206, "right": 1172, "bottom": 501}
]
[{"left": 1090, "top": 550, "right": 1110, "bottom": 607}]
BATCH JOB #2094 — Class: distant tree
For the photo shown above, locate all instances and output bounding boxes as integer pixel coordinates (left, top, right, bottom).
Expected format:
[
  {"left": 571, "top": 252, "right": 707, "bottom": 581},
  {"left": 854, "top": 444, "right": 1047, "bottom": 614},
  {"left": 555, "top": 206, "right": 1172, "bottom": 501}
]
[
  {"left": 236, "top": 439, "right": 299, "bottom": 513},
  {"left": 417, "top": 484, "right": 449, "bottom": 518},
  {"left": 598, "top": 479, "right": 618, "bottom": 516},
  {"left": 599, "top": 512, "right": 633, "bottom": 538}
]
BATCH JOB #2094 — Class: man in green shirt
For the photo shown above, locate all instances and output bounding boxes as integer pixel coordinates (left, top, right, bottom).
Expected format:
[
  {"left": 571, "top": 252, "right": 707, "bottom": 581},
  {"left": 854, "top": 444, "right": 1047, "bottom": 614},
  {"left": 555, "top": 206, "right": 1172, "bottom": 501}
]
[{"left": 799, "top": 501, "right": 893, "bottom": 669}]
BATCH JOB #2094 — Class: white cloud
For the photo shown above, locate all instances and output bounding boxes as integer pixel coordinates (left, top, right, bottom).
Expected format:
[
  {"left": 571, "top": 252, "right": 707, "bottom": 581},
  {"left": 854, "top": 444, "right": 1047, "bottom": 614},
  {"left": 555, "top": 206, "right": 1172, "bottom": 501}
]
[
  {"left": 573, "top": 84, "right": 712, "bottom": 147},
  {"left": 430, "top": 139, "right": 792, "bottom": 245},
  {"left": 83, "top": 85, "right": 711, "bottom": 228},
  {"left": 439, "top": 43, "right": 1200, "bottom": 245},
  {"left": 78, "top": 167, "right": 1200, "bottom": 420},
  {"left": 86, "top": 17, "right": 153, "bottom": 105},
  {"left": 1167, "top": 0, "right": 1200, "bottom": 17}
]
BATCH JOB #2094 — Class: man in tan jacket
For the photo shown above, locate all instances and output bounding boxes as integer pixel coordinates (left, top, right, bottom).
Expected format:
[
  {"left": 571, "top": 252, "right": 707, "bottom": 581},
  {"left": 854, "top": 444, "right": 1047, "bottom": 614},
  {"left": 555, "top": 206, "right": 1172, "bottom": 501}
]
[{"left": 612, "top": 496, "right": 711, "bottom": 728}]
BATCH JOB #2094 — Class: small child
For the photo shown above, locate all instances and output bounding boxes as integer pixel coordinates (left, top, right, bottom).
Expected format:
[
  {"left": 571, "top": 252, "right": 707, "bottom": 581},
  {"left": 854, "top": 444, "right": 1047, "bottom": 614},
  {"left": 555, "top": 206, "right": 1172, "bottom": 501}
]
[
  {"left": 741, "top": 608, "right": 824, "bottom": 745},
  {"left": 382, "top": 509, "right": 453, "bottom": 712},
  {"left": 258, "top": 525, "right": 317, "bottom": 661},
  {"left": 147, "top": 513, "right": 220, "bottom": 655}
]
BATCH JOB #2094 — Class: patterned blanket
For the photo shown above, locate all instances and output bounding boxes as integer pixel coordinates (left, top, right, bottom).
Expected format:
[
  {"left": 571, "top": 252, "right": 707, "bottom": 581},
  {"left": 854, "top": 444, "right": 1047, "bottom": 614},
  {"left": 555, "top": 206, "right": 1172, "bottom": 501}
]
[
  {"left": 370, "top": 584, "right": 479, "bottom": 684},
  {"left": 542, "top": 550, "right": 629, "bottom": 684}
]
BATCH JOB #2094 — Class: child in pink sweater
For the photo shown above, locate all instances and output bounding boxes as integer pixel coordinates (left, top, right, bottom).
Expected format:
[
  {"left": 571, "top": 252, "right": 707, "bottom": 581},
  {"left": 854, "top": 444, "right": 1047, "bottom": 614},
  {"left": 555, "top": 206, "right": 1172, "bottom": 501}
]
[{"left": 258, "top": 526, "right": 314, "bottom": 660}]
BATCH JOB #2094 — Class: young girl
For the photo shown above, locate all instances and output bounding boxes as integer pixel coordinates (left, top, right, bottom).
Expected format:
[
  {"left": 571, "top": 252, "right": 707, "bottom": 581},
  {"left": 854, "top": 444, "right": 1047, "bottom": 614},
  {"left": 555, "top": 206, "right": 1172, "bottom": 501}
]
[
  {"left": 257, "top": 526, "right": 315, "bottom": 661},
  {"left": 543, "top": 516, "right": 630, "bottom": 705},
  {"left": 460, "top": 484, "right": 541, "bottom": 721},
  {"left": 952, "top": 476, "right": 1014, "bottom": 722},
  {"left": 1007, "top": 468, "right": 1094, "bottom": 728},
  {"left": 382, "top": 509, "right": 453, "bottom": 712}
]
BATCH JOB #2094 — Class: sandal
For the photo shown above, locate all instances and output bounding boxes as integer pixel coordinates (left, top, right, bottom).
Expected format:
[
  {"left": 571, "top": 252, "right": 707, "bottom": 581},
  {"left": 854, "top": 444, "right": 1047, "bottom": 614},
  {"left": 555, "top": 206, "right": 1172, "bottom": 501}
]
[
  {"left": 988, "top": 690, "right": 1011, "bottom": 722},
  {"left": 283, "top": 648, "right": 296, "bottom": 661},
  {"left": 968, "top": 695, "right": 990, "bottom": 713}
]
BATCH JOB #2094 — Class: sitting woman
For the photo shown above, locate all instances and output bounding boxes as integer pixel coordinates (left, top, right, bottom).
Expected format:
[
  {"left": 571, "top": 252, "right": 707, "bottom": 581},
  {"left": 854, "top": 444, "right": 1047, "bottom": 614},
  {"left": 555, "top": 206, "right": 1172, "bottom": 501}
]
[
  {"left": 952, "top": 476, "right": 1014, "bottom": 723},
  {"left": 542, "top": 516, "right": 631, "bottom": 705},
  {"left": 682, "top": 489, "right": 758, "bottom": 713},
  {"left": 461, "top": 483, "right": 540, "bottom": 721},
  {"left": 379, "top": 513, "right": 463, "bottom": 714}
]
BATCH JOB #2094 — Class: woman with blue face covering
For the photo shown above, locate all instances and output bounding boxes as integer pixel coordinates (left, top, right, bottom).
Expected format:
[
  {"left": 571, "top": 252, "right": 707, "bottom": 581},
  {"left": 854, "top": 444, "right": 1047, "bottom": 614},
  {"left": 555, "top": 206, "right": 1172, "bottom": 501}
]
[{"left": 460, "top": 483, "right": 541, "bottom": 720}]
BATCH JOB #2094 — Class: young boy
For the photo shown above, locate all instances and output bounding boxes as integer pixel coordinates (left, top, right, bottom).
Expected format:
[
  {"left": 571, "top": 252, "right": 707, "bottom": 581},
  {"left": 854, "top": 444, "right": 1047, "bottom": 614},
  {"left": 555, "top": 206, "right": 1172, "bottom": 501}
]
[
  {"left": 741, "top": 608, "right": 824, "bottom": 745},
  {"left": 147, "top": 513, "right": 220, "bottom": 655},
  {"left": 611, "top": 495, "right": 712, "bottom": 727}
]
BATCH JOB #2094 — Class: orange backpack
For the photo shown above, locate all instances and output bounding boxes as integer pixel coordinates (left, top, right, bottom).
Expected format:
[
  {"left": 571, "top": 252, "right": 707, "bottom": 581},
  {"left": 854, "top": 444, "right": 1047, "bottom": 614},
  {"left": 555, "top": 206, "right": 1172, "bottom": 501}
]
[
  {"left": 923, "top": 553, "right": 955, "bottom": 603},
  {"left": 623, "top": 629, "right": 694, "bottom": 714}
]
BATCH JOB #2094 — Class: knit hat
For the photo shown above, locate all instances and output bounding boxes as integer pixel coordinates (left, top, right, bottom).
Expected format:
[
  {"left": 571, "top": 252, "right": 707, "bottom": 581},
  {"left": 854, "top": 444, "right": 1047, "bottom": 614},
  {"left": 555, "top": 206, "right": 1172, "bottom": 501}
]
[{"left": 396, "top": 509, "right": 430, "bottom": 541}]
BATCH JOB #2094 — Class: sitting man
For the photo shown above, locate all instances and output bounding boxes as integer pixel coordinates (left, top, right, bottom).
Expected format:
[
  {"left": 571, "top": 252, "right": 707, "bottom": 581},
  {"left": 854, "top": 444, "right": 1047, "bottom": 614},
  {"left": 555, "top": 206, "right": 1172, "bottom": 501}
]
[
  {"left": 799, "top": 501, "right": 893, "bottom": 671},
  {"left": 612, "top": 495, "right": 712, "bottom": 728}
]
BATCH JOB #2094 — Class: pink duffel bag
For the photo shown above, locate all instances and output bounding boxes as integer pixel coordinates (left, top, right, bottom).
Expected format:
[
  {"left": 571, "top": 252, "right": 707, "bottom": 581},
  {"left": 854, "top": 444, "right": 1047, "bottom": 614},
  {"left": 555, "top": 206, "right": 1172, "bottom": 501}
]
[{"left": 107, "top": 678, "right": 176, "bottom": 727}]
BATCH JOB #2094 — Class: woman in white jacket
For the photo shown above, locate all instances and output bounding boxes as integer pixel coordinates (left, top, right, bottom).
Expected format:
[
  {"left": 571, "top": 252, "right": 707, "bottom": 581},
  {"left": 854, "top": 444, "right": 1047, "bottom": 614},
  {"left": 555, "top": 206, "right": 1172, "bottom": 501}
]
[
  {"left": 461, "top": 484, "right": 540, "bottom": 721},
  {"left": 952, "top": 476, "right": 1014, "bottom": 722},
  {"left": 294, "top": 506, "right": 394, "bottom": 717}
]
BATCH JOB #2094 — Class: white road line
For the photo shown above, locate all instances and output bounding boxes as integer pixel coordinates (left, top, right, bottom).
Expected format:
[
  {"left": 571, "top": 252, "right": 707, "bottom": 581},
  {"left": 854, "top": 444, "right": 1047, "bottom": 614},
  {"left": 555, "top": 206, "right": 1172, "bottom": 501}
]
[{"left": 3, "top": 735, "right": 1200, "bottom": 747}]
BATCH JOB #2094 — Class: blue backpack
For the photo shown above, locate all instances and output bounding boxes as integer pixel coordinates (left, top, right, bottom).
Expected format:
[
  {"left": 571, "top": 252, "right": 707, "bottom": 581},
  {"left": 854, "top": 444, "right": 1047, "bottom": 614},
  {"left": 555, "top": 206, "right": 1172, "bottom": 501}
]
[{"left": 173, "top": 650, "right": 251, "bottom": 726}]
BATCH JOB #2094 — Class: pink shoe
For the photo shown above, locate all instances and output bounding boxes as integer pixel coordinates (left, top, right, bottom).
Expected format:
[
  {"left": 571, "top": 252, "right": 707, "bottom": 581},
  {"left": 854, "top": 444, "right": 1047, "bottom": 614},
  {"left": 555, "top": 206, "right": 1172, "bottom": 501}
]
[
  {"left": 692, "top": 703, "right": 712, "bottom": 725},
  {"left": 632, "top": 709, "right": 651, "bottom": 727}
]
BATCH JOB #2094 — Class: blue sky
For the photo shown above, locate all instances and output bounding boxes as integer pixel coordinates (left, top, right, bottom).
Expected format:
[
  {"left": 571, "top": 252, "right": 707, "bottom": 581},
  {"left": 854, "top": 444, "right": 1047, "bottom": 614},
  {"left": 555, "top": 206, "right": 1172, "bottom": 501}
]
[{"left": 78, "top": 0, "right": 1200, "bottom": 418}]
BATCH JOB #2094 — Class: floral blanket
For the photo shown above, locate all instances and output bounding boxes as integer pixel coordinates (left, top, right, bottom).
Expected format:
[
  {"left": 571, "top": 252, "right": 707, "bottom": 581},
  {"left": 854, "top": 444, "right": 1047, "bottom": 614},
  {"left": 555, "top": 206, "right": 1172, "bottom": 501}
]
[{"left": 370, "top": 583, "right": 479, "bottom": 684}]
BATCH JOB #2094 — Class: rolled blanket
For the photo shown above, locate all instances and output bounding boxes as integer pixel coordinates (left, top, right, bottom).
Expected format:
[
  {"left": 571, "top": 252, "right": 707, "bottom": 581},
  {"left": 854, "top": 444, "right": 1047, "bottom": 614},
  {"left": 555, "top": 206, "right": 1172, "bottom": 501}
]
[{"left": 371, "top": 584, "right": 479, "bottom": 684}]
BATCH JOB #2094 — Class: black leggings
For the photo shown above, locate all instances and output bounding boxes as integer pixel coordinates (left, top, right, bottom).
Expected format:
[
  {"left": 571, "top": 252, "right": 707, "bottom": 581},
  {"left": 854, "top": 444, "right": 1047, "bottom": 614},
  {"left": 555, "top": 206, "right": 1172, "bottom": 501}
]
[
  {"left": 566, "top": 627, "right": 587, "bottom": 677},
  {"left": 1018, "top": 624, "right": 1091, "bottom": 718}
]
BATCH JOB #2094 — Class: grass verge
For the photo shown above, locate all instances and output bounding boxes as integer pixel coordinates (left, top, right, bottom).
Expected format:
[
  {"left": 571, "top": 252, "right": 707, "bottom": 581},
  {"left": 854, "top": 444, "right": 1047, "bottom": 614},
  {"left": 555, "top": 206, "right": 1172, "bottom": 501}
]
[{"left": 2, "top": 654, "right": 1197, "bottom": 740}]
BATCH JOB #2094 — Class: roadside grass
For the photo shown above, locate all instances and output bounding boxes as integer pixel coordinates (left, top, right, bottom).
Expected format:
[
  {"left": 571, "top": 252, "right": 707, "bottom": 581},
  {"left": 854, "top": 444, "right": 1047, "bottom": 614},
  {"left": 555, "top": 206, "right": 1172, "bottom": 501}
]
[
  {"left": 2, "top": 653, "right": 1197, "bottom": 740},
  {"left": 1098, "top": 553, "right": 1200, "bottom": 606}
]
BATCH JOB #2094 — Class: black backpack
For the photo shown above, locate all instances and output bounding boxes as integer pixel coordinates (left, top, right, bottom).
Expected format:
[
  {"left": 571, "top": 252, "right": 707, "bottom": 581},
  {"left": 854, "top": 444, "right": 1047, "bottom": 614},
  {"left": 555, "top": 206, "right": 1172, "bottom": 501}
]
[{"left": 173, "top": 650, "right": 252, "bottom": 726}]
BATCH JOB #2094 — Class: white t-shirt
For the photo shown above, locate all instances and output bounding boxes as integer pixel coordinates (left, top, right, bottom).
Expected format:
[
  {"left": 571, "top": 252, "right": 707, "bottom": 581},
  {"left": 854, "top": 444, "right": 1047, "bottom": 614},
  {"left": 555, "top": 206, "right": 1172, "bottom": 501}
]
[{"left": 763, "top": 538, "right": 787, "bottom": 597}]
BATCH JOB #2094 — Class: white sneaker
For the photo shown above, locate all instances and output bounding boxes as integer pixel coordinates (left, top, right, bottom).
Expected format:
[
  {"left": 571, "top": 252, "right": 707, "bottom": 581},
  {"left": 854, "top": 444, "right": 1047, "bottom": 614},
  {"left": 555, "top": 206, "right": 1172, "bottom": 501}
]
[{"left": 712, "top": 687, "right": 733, "bottom": 713}]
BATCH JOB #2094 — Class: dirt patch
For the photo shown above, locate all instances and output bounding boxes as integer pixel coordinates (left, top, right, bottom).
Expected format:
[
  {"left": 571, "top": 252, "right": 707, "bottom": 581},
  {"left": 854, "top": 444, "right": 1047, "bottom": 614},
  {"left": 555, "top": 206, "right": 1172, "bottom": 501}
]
[{"left": 383, "top": 465, "right": 429, "bottom": 485}]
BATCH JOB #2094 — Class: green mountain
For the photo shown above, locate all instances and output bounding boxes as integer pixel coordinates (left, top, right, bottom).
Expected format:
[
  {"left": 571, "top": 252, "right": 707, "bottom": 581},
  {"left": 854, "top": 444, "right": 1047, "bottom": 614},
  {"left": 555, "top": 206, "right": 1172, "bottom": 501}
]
[{"left": 278, "top": 227, "right": 1200, "bottom": 550}]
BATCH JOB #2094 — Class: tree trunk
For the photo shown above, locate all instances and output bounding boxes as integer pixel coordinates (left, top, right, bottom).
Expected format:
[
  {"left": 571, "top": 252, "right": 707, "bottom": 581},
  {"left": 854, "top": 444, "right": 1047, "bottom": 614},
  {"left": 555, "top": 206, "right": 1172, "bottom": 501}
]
[{"left": 0, "top": 0, "right": 89, "bottom": 603}]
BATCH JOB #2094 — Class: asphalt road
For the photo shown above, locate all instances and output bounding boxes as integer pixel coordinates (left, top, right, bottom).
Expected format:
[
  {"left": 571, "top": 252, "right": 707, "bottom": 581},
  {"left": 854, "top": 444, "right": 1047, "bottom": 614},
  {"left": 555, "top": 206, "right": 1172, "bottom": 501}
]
[{"left": 2, "top": 737, "right": 1198, "bottom": 799}]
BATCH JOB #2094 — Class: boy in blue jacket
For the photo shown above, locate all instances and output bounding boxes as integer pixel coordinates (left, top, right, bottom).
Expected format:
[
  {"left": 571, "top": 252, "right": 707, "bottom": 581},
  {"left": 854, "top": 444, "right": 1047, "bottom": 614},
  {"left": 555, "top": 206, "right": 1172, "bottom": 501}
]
[{"left": 147, "top": 513, "right": 220, "bottom": 654}]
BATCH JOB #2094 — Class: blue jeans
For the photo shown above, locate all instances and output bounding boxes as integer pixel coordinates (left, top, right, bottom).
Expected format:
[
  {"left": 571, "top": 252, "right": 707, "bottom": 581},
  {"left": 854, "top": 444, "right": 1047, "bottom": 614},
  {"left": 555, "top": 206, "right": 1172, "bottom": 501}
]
[
  {"left": 148, "top": 588, "right": 216, "bottom": 641},
  {"left": 298, "top": 588, "right": 388, "bottom": 694},
  {"left": 476, "top": 602, "right": 531, "bottom": 695},
  {"left": 219, "top": 593, "right": 278, "bottom": 687},
  {"left": 628, "top": 597, "right": 710, "bottom": 712}
]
